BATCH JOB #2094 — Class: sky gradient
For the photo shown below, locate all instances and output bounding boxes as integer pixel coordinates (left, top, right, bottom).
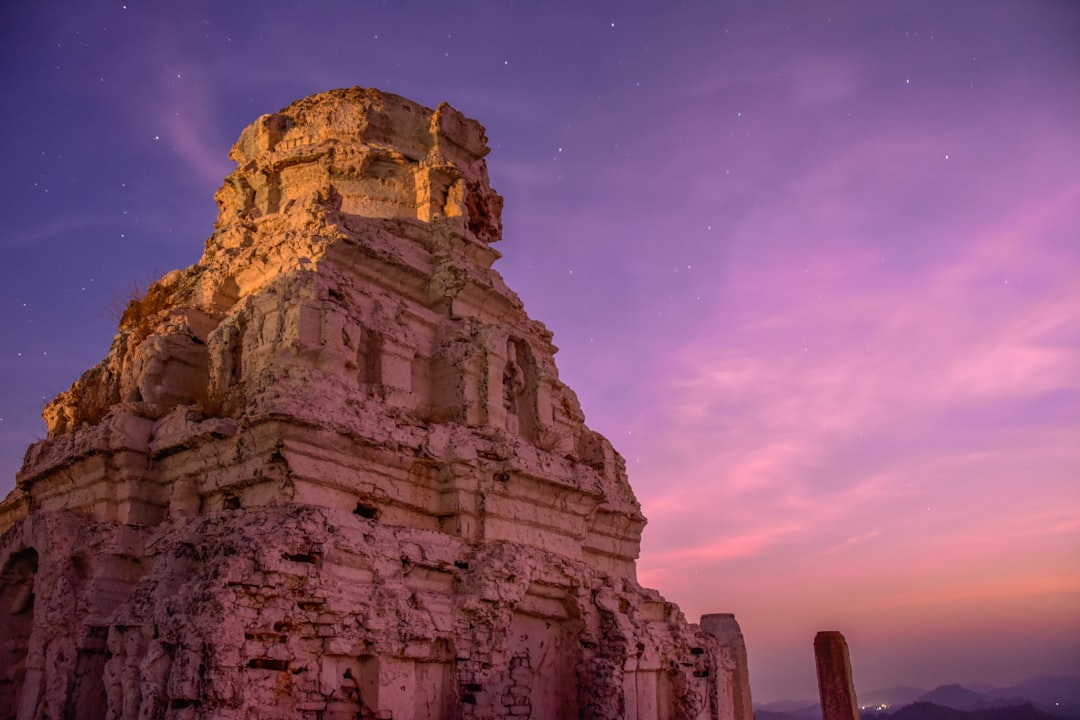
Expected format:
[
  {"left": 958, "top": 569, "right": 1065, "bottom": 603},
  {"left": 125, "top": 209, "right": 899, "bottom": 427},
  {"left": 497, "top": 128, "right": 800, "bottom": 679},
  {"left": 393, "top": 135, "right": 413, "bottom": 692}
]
[{"left": 2, "top": 0, "right": 1078, "bottom": 702}]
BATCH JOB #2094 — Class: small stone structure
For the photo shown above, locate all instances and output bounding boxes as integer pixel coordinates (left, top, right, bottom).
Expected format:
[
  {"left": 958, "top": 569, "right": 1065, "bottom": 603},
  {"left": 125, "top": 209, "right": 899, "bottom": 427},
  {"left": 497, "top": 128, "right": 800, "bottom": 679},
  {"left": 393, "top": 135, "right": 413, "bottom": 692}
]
[
  {"left": 700, "top": 615, "right": 753, "bottom": 720},
  {"left": 0, "top": 88, "right": 751, "bottom": 719},
  {"left": 814, "top": 631, "right": 860, "bottom": 720}
]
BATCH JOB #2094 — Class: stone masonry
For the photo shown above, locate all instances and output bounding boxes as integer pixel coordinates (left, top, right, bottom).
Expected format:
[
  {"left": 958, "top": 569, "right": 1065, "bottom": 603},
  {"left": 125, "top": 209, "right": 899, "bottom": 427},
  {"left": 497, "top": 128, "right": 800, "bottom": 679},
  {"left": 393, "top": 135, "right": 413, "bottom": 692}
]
[
  {"left": 814, "top": 631, "right": 860, "bottom": 720},
  {"left": 0, "top": 88, "right": 751, "bottom": 720}
]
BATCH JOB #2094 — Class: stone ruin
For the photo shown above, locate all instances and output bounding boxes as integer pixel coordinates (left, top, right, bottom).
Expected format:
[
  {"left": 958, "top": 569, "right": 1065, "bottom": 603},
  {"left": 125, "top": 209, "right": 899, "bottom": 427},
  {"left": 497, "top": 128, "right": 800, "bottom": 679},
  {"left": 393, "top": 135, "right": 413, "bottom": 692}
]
[
  {"left": 814, "top": 631, "right": 859, "bottom": 720},
  {"left": 0, "top": 88, "right": 753, "bottom": 720}
]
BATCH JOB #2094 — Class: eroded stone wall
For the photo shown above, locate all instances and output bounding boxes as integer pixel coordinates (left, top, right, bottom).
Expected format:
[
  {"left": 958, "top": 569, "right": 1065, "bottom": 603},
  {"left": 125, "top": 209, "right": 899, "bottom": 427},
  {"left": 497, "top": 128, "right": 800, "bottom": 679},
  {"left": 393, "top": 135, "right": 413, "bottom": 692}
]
[{"left": 0, "top": 88, "right": 750, "bottom": 720}]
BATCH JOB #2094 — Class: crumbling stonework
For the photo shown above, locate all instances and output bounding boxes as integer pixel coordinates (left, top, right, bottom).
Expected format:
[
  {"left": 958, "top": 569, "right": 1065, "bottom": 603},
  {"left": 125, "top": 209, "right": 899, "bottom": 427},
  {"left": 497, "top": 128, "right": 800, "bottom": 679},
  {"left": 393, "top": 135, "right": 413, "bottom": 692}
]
[
  {"left": 700, "top": 615, "right": 753, "bottom": 720},
  {"left": 0, "top": 88, "right": 749, "bottom": 719}
]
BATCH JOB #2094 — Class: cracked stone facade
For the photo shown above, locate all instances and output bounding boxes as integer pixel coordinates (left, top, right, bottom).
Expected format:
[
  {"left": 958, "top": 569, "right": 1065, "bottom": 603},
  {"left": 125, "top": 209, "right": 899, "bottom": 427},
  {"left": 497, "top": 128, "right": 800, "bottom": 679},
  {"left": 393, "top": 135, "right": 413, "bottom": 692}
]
[{"left": 0, "top": 87, "right": 753, "bottom": 720}]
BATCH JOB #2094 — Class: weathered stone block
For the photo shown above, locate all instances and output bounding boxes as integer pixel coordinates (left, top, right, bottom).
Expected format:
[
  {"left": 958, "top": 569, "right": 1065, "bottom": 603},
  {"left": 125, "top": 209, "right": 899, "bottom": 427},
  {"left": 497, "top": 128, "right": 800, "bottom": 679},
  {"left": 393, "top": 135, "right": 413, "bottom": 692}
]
[{"left": 815, "top": 630, "right": 861, "bottom": 720}]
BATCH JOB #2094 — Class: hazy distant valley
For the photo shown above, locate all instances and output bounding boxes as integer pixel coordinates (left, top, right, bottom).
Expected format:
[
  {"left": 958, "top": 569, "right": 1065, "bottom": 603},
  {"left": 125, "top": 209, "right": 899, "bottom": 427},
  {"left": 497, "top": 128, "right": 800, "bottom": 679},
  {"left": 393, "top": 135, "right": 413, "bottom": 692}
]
[{"left": 755, "top": 676, "right": 1080, "bottom": 720}]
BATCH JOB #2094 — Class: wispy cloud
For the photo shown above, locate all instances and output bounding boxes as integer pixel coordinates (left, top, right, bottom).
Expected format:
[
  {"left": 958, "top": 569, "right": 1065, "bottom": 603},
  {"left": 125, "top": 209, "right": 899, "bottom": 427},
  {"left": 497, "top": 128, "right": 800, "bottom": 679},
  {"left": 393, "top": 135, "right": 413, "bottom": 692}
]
[
  {"left": 824, "top": 530, "right": 881, "bottom": 556},
  {"left": 3, "top": 215, "right": 104, "bottom": 249},
  {"left": 148, "top": 69, "right": 235, "bottom": 188},
  {"left": 632, "top": 117, "right": 1080, "bottom": 607}
]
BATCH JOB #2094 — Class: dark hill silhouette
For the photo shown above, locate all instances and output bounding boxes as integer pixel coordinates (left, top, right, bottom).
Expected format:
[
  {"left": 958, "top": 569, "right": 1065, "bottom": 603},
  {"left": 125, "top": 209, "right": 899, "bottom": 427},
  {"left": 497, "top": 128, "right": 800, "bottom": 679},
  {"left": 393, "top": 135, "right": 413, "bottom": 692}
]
[
  {"left": 887, "top": 702, "right": 969, "bottom": 720},
  {"left": 913, "top": 677, "right": 1080, "bottom": 717},
  {"left": 887, "top": 702, "right": 1062, "bottom": 720},
  {"left": 754, "top": 676, "right": 1080, "bottom": 720},
  {"left": 919, "top": 685, "right": 999, "bottom": 711},
  {"left": 862, "top": 687, "right": 930, "bottom": 709},
  {"left": 757, "top": 706, "right": 823, "bottom": 720},
  {"left": 1000, "top": 677, "right": 1080, "bottom": 717}
]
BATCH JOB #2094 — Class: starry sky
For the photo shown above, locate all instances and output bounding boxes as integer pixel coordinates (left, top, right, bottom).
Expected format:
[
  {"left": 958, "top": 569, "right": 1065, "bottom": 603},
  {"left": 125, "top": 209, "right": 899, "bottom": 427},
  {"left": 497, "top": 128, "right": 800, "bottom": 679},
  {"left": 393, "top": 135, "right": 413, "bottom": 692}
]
[{"left": 2, "top": 0, "right": 1078, "bottom": 703}]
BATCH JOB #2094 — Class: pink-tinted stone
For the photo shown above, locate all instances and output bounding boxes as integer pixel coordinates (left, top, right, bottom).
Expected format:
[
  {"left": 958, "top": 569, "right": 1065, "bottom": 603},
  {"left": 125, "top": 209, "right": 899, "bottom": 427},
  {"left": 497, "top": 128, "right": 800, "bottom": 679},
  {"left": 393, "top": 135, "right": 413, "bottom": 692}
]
[{"left": 0, "top": 88, "right": 748, "bottom": 720}]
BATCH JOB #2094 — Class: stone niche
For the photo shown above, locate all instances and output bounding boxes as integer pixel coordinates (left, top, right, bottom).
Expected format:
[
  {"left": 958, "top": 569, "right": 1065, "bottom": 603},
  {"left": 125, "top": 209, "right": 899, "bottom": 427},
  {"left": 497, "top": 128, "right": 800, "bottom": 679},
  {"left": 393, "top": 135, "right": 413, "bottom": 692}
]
[{"left": 0, "top": 87, "right": 753, "bottom": 720}]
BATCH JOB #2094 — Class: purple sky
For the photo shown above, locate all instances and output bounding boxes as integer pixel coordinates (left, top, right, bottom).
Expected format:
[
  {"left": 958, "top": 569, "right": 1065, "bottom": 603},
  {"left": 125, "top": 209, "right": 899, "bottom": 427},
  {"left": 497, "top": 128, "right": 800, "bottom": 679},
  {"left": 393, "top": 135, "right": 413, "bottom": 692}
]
[{"left": 2, "top": 0, "right": 1078, "bottom": 702}]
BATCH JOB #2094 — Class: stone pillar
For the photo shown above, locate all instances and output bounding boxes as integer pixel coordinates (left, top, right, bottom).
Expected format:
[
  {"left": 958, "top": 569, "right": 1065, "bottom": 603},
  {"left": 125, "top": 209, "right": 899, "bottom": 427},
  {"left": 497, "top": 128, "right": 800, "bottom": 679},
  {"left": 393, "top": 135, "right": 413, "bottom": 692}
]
[
  {"left": 701, "top": 613, "right": 753, "bottom": 720},
  {"left": 814, "top": 631, "right": 860, "bottom": 720}
]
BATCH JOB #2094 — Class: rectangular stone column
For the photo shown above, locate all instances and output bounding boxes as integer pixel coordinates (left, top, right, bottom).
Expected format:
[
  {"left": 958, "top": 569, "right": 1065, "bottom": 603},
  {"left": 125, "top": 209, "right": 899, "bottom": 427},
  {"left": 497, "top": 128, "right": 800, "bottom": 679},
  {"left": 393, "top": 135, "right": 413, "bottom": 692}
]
[{"left": 814, "top": 631, "right": 860, "bottom": 720}]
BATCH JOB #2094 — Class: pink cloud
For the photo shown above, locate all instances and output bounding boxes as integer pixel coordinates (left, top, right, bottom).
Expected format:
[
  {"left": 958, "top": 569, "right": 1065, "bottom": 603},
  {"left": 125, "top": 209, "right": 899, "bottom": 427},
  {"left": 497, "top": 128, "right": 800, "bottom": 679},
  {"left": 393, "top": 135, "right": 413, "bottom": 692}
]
[
  {"left": 624, "top": 117, "right": 1080, "bottom": 678},
  {"left": 643, "top": 526, "right": 800, "bottom": 568},
  {"left": 823, "top": 530, "right": 881, "bottom": 556}
]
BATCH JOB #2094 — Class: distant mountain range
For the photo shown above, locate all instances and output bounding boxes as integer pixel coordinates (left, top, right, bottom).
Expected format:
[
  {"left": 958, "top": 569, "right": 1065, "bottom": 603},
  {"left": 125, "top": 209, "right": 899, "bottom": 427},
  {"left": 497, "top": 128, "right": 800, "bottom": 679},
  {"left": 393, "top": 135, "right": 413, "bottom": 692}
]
[
  {"left": 886, "top": 702, "right": 1062, "bottom": 720},
  {"left": 755, "top": 676, "right": 1080, "bottom": 720}
]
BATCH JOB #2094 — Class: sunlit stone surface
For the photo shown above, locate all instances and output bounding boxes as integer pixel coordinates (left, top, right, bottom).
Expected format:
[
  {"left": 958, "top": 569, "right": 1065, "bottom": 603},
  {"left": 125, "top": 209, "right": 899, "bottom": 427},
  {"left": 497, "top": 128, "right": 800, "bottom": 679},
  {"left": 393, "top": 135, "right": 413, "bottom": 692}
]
[{"left": 0, "top": 88, "right": 750, "bottom": 719}]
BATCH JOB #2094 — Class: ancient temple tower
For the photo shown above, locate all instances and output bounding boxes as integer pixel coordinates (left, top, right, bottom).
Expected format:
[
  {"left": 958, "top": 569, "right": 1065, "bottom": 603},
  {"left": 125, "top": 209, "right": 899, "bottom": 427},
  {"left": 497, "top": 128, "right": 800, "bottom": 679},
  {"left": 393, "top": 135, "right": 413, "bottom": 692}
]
[{"left": 0, "top": 88, "right": 751, "bottom": 720}]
